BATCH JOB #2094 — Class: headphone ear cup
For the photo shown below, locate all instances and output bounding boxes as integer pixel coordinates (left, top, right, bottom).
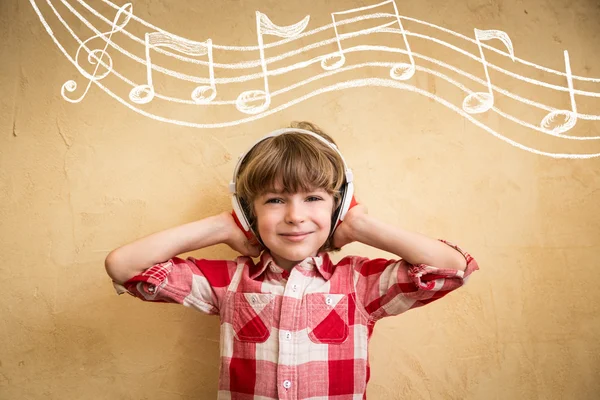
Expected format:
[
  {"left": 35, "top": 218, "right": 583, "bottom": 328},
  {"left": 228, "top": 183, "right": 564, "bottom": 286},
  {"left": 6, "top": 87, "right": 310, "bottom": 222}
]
[
  {"left": 330, "top": 181, "right": 354, "bottom": 234},
  {"left": 231, "top": 210, "right": 255, "bottom": 241},
  {"left": 339, "top": 181, "right": 355, "bottom": 221},
  {"left": 232, "top": 196, "right": 264, "bottom": 246},
  {"left": 231, "top": 195, "right": 251, "bottom": 234}
]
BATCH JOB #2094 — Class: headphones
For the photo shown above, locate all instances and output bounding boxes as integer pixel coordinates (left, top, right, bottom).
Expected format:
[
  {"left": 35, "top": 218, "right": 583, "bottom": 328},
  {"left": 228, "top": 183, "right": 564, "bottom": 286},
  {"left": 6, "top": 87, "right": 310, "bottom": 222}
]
[{"left": 229, "top": 127, "right": 355, "bottom": 245}]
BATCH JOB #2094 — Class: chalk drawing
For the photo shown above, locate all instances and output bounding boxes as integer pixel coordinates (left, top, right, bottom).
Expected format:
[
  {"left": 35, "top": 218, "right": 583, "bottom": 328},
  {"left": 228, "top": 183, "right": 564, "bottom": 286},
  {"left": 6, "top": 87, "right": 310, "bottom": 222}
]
[
  {"left": 235, "top": 12, "right": 310, "bottom": 115},
  {"left": 29, "top": 0, "right": 600, "bottom": 158},
  {"left": 61, "top": 2, "right": 132, "bottom": 103},
  {"left": 462, "top": 29, "right": 515, "bottom": 114},
  {"left": 321, "top": 0, "right": 415, "bottom": 81},
  {"left": 540, "top": 50, "right": 577, "bottom": 134},
  {"left": 129, "top": 32, "right": 216, "bottom": 105}
]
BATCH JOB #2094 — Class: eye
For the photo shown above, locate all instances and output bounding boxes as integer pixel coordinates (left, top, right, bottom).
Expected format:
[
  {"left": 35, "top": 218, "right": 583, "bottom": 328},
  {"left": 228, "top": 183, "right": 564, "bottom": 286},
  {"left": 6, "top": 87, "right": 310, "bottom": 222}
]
[
  {"left": 307, "top": 196, "right": 323, "bottom": 202},
  {"left": 265, "top": 198, "right": 283, "bottom": 204}
]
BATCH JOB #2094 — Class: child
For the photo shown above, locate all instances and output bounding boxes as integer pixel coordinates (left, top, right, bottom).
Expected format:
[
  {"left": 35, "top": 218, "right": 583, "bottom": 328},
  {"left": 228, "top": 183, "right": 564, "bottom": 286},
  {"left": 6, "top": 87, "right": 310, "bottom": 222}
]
[{"left": 105, "top": 121, "right": 479, "bottom": 399}]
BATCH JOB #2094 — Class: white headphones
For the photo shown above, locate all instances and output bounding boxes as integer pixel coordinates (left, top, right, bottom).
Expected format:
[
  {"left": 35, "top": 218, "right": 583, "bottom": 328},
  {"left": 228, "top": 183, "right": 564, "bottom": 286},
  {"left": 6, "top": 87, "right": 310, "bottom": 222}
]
[{"left": 229, "top": 128, "right": 354, "bottom": 243}]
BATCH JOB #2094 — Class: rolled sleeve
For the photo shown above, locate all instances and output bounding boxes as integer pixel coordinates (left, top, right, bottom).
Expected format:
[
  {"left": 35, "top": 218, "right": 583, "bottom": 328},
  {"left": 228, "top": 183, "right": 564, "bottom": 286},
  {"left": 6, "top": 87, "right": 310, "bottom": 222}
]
[
  {"left": 114, "top": 257, "right": 236, "bottom": 316},
  {"left": 353, "top": 240, "right": 479, "bottom": 320}
]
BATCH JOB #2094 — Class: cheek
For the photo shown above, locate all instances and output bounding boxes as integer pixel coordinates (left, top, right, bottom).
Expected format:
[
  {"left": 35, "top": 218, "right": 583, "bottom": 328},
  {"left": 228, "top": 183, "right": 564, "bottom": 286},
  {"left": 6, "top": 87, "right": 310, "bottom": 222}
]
[
  {"left": 256, "top": 212, "right": 277, "bottom": 234},
  {"left": 317, "top": 206, "right": 334, "bottom": 224}
]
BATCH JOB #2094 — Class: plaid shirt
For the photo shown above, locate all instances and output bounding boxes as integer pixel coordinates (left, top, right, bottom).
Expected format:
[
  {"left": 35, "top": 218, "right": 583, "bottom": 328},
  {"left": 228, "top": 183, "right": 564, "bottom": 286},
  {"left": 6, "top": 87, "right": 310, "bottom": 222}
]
[{"left": 116, "top": 239, "right": 478, "bottom": 399}]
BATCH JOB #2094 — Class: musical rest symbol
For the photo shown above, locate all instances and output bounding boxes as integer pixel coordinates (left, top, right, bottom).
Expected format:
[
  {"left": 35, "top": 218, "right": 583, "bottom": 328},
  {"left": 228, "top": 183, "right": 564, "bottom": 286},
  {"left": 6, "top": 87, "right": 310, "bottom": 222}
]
[
  {"left": 540, "top": 50, "right": 577, "bottom": 134},
  {"left": 62, "top": 3, "right": 133, "bottom": 103},
  {"left": 236, "top": 12, "right": 310, "bottom": 115},
  {"left": 129, "top": 32, "right": 217, "bottom": 105},
  {"left": 462, "top": 29, "right": 515, "bottom": 114},
  {"left": 320, "top": 0, "right": 416, "bottom": 81}
]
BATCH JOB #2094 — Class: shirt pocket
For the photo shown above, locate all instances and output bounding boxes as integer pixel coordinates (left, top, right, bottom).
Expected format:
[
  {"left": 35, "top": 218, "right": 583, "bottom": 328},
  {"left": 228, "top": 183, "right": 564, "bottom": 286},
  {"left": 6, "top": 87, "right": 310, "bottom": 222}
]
[
  {"left": 307, "top": 293, "right": 349, "bottom": 344},
  {"left": 233, "top": 293, "right": 274, "bottom": 343}
]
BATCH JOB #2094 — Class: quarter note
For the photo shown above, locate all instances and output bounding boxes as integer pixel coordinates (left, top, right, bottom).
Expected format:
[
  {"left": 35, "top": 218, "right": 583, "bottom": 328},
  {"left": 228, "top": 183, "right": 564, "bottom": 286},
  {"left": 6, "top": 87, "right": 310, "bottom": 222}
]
[
  {"left": 540, "top": 50, "right": 577, "bottom": 134},
  {"left": 236, "top": 12, "right": 310, "bottom": 115},
  {"left": 462, "top": 29, "right": 515, "bottom": 114},
  {"left": 129, "top": 32, "right": 217, "bottom": 105}
]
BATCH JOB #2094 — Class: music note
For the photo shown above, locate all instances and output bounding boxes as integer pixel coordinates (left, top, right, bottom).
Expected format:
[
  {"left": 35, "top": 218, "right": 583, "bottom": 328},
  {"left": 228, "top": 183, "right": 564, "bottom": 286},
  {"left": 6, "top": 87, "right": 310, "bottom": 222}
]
[
  {"left": 129, "top": 32, "right": 217, "bottom": 105},
  {"left": 462, "top": 29, "right": 515, "bottom": 114},
  {"left": 540, "top": 50, "right": 577, "bottom": 134},
  {"left": 320, "top": 0, "right": 416, "bottom": 81},
  {"left": 235, "top": 12, "right": 310, "bottom": 115},
  {"left": 61, "top": 3, "right": 132, "bottom": 103}
]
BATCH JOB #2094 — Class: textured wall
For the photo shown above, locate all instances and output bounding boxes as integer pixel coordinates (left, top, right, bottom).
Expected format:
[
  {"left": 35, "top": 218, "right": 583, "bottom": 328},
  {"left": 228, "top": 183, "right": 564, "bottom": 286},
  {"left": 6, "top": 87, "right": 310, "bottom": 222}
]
[{"left": 1, "top": 0, "right": 599, "bottom": 399}]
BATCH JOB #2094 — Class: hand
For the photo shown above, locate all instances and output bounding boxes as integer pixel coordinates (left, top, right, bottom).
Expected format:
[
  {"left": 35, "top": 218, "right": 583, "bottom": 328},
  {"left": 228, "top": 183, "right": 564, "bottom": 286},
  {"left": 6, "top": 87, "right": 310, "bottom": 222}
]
[
  {"left": 332, "top": 203, "right": 368, "bottom": 249},
  {"left": 220, "top": 212, "right": 264, "bottom": 257}
]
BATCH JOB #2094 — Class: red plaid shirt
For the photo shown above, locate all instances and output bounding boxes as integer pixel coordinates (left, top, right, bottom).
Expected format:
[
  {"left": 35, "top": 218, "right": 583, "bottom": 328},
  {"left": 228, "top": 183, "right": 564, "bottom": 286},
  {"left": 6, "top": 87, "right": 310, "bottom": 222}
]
[{"left": 116, "top": 240, "right": 478, "bottom": 399}]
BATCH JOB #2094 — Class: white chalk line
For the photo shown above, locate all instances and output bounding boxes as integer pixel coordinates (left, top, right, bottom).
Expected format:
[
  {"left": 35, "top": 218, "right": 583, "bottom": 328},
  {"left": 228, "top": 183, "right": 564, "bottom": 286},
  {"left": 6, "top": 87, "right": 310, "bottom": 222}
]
[
  {"left": 76, "top": 74, "right": 600, "bottom": 159},
  {"left": 44, "top": 1, "right": 600, "bottom": 128},
  {"left": 95, "top": 0, "right": 600, "bottom": 84},
  {"left": 30, "top": 0, "right": 600, "bottom": 157},
  {"left": 60, "top": 0, "right": 600, "bottom": 104}
]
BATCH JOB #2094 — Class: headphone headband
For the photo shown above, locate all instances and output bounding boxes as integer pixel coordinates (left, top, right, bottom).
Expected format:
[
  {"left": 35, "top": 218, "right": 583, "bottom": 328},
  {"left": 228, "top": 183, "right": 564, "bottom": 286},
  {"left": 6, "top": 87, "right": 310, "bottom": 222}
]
[{"left": 229, "top": 128, "right": 353, "bottom": 195}]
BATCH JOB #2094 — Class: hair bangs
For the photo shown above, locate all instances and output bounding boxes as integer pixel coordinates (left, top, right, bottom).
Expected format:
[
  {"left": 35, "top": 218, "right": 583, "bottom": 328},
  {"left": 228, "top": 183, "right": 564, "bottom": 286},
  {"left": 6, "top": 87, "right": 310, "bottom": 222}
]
[{"left": 238, "top": 133, "right": 344, "bottom": 200}]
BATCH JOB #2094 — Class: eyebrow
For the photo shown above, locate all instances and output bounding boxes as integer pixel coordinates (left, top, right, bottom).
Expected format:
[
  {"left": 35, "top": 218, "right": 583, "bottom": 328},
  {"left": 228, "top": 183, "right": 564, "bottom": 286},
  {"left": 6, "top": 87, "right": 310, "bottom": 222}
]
[
  {"left": 263, "top": 188, "right": 325, "bottom": 196},
  {"left": 261, "top": 189, "right": 285, "bottom": 196}
]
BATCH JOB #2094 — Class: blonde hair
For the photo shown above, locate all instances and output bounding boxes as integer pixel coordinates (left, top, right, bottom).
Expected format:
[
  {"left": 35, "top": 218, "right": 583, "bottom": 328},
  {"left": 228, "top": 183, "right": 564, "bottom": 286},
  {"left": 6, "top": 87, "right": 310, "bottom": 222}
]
[{"left": 236, "top": 121, "right": 346, "bottom": 252}]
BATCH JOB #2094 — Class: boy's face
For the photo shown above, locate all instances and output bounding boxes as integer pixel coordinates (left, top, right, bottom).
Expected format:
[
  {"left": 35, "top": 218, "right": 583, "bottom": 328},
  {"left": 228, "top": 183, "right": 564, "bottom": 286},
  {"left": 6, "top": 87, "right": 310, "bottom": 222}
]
[{"left": 252, "top": 184, "right": 334, "bottom": 271}]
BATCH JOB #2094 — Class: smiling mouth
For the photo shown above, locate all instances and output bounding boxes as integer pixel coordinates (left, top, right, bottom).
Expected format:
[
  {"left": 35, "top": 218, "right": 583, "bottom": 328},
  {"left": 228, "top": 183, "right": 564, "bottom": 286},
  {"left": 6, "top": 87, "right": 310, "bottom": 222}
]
[{"left": 280, "top": 232, "right": 312, "bottom": 241}]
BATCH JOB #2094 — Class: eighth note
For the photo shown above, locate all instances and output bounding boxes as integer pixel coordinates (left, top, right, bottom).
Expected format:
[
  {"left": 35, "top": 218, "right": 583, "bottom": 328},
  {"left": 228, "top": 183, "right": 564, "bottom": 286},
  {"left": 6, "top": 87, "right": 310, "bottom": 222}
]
[
  {"left": 236, "top": 12, "right": 310, "bottom": 115},
  {"left": 463, "top": 28, "right": 515, "bottom": 114},
  {"left": 321, "top": 0, "right": 416, "bottom": 81},
  {"left": 129, "top": 32, "right": 217, "bottom": 105}
]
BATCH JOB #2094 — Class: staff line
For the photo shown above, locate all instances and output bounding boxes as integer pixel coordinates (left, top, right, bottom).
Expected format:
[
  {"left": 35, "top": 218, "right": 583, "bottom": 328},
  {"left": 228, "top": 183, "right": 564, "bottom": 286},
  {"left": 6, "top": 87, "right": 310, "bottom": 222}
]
[
  {"left": 93, "top": 0, "right": 600, "bottom": 83},
  {"left": 56, "top": 1, "right": 600, "bottom": 102},
  {"left": 74, "top": 1, "right": 404, "bottom": 65},
  {"left": 267, "top": 62, "right": 600, "bottom": 139},
  {"left": 43, "top": 0, "right": 600, "bottom": 128},
  {"left": 87, "top": 75, "right": 600, "bottom": 158},
  {"left": 57, "top": 0, "right": 600, "bottom": 101},
  {"left": 30, "top": 0, "right": 600, "bottom": 157}
]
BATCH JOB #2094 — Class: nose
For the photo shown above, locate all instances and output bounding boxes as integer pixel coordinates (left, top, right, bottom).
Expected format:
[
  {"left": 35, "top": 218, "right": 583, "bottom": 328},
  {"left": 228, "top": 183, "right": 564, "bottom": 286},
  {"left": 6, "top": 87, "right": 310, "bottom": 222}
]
[{"left": 285, "top": 199, "right": 306, "bottom": 224}]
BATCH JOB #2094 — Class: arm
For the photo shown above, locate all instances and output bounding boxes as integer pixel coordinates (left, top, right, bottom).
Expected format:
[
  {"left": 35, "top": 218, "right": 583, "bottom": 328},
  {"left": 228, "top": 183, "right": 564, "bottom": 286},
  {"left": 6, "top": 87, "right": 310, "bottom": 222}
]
[
  {"left": 334, "top": 205, "right": 478, "bottom": 320},
  {"left": 333, "top": 205, "right": 467, "bottom": 271},
  {"left": 105, "top": 212, "right": 262, "bottom": 284}
]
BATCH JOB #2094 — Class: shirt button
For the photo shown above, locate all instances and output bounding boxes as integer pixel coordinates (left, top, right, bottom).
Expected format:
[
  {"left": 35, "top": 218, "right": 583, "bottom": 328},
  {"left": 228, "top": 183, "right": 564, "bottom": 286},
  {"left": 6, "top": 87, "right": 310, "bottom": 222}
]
[
  {"left": 251, "top": 295, "right": 258, "bottom": 303},
  {"left": 292, "top": 284, "right": 298, "bottom": 292},
  {"left": 325, "top": 296, "right": 333, "bottom": 305},
  {"left": 285, "top": 332, "right": 292, "bottom": 340},
  {"left": 283, "top": 380, "right": 291, "bottom": 389}
]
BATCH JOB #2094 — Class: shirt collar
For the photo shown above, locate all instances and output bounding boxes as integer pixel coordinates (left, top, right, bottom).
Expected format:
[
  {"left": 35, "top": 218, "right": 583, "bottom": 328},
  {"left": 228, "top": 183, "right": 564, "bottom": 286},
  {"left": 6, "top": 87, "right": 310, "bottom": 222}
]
[{"left": 250, "top": 250, "right": 335, "bottom": 281}]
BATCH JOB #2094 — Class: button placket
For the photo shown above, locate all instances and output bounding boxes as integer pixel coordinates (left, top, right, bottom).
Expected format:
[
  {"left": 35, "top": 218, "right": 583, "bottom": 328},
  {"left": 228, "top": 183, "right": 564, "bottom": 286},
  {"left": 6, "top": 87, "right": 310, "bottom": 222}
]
[{"left": 278, "top": 270, "right": 302, "bottom": 397}]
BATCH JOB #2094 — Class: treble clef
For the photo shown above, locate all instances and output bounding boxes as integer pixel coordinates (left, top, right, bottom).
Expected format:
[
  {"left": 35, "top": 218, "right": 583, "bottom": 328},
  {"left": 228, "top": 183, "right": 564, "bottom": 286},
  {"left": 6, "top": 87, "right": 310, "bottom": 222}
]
[{"left": 61, "top": 3, "right": 133, "bottom": 103}]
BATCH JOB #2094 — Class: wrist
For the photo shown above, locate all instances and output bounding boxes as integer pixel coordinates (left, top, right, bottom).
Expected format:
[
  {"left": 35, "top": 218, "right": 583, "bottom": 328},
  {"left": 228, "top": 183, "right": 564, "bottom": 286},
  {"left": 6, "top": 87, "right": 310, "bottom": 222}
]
[
  {"left": 216, "top": 212, "right": 235, "bottom": 244},
  {"left": 349, "top": 213, "right": 374, "bottom": 244}
]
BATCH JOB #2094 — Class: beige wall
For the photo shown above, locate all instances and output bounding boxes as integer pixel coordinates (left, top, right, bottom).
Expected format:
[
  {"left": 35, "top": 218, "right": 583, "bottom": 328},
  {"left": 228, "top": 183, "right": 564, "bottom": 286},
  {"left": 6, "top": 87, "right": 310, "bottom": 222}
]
[{"left": 1, "top": 0, "right": 599, "bottom": 398}]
